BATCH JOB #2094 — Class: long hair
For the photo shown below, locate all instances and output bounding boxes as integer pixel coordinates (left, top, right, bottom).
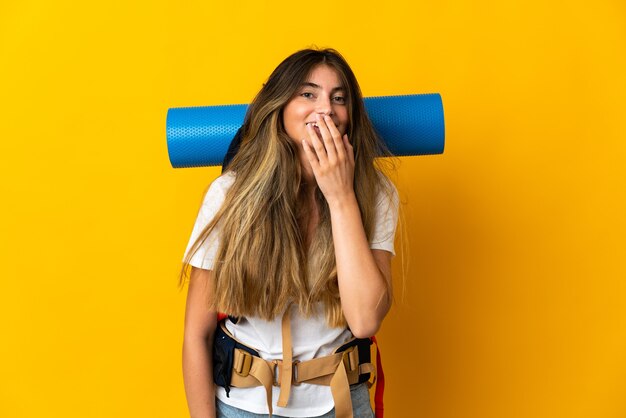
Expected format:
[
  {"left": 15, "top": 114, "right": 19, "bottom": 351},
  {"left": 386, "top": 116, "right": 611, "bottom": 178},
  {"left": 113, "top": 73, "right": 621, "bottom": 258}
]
[{"left": 181, "top": 48, "right": 395, "bottom": 327}]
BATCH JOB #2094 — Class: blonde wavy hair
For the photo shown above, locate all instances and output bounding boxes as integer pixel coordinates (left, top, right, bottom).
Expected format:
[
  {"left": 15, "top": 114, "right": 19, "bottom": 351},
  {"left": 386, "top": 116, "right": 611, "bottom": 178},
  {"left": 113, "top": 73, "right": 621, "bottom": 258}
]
[{"left": 181, "top": 48, "right": 396, "bottom": 327}]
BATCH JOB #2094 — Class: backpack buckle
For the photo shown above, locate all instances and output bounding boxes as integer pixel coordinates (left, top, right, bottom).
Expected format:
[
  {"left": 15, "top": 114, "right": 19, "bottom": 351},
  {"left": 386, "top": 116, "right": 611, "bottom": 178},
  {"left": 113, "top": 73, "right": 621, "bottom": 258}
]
[
  {"left": 271, "top": 359, "right": 301, "bottom": 386},
  {"left": 291, "top": 360, "right": 301, "bottom": 386},
  {"left": 342, "top": 346, "right": 359, "bottom": 373},
  {"left": 233, "top": 350, "right": 253, "bottom": 377},
  {"left": 272, "top": 360, "right": 281, "bottom": 386}
]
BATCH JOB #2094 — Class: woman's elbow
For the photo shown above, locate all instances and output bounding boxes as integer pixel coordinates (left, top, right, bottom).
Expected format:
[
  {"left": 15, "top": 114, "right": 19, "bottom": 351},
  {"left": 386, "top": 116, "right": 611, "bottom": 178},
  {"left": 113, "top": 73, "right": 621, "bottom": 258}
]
[
  {"left": 347, "top": 316, "right": 383, "bottom": 339},
  {"left": 350, "top": 326, "right": 378, "bottom": 339},
  {"left": 346, "top": 299, "right": 391, "bottom": 338}
]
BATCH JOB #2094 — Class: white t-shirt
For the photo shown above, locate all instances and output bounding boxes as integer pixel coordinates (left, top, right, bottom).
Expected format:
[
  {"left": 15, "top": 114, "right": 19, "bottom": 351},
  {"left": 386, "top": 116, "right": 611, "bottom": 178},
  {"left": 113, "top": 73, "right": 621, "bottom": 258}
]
[{"left": 183, "top": 171, "right": 399, "bottom": 416}]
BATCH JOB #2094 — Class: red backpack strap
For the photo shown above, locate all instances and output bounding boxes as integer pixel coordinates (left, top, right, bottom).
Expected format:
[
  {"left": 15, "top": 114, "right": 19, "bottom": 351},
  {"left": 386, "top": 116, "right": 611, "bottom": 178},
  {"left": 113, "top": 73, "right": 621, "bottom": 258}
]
[{"left": 371, "top": 336, "right": 385, "bottom": 418}]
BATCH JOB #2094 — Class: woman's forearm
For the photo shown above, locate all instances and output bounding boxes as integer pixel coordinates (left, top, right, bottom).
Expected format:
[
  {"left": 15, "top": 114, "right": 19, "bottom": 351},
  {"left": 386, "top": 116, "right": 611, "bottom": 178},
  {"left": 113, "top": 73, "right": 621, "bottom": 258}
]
[
  {"left": 183, "top": 334, "right": 216, "bottom": 418},
  {"left": 183, "top": 267, "right": 218, "bottom": 418},
  {"left": 328, "top": 192, "right": 392, "bottom": 338}
]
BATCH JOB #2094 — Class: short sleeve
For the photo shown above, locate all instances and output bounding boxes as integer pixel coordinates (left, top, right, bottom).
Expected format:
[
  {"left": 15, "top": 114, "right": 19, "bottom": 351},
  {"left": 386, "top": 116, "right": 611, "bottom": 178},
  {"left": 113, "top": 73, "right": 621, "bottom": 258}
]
[
  {"left": 369, "top": 181, "right": 400, "bottom": 255},
  {"left": 182, "top": 173, "right": 235, "bottom": 269}
]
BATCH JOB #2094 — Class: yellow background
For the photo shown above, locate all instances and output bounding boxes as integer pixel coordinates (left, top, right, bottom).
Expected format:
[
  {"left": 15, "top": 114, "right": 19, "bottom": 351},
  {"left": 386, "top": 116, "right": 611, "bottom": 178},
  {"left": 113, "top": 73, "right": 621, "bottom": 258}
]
[{"left": 1, "top": 1, "right": 625, "bottom": 417}]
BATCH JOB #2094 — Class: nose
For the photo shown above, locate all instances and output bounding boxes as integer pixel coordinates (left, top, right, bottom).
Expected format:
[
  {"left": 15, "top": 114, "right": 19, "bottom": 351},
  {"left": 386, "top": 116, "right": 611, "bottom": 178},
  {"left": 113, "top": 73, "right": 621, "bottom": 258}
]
[{"left": 316, "top": 95, "right": 333, "bottom": 116}]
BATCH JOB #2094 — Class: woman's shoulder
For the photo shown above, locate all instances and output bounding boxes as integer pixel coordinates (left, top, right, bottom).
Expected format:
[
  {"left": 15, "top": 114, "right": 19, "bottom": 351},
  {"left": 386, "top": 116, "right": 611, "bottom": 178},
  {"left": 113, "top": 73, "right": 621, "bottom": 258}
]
[
  {"left": 212, "top": 171, "right": 236, "bottom": 189},
  {"left": 199, "top": 171, "right": 236, "bottom": 209},
  {"left": 205, "top": 171, "right": 236, "bottom": 196},
  {"left": 375, "top": 171, "right": 399, "bottom": 207}
]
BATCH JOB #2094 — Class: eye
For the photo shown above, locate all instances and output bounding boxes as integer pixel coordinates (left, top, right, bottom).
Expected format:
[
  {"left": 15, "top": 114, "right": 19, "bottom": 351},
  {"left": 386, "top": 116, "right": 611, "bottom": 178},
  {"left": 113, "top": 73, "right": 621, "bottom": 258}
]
[
  {"left": 332, "top": 96, "right": 346, "bottom": 104},
  {"left": 301, "top": 92, "right": 315, "bottom": 99}
]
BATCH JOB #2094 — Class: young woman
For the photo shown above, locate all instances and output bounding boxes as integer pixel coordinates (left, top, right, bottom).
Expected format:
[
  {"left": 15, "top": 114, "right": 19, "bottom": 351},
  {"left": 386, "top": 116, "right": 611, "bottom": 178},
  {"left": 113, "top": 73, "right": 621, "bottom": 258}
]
[{"left": 181, "top": 48, "right": 399, "bottom": 418}]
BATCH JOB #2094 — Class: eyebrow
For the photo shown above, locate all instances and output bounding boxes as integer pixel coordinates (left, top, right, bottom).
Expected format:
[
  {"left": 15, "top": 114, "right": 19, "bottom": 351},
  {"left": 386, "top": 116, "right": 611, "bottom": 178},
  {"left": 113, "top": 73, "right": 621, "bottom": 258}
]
[{"left": 300, "top": 82, "right": 345, "bottom": 93}]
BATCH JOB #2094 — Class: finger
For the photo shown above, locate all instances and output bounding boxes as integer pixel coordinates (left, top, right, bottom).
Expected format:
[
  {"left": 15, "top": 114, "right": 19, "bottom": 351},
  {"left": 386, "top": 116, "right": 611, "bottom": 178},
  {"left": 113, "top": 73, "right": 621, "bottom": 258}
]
[
  {"left": 306, "top": 122, "right": 328, "bottom": 164},
  {"left": 316, "top": 114, "right": 337, "bottom": 162},
  {"left": 301, "top": 139, "right": 321, "bottom": 171},
  {"left": 343, "top": 134, "right": 355, "bottom": 165},
  {"left": 322, "top": 114, "right": 346, "bottom": 160}
]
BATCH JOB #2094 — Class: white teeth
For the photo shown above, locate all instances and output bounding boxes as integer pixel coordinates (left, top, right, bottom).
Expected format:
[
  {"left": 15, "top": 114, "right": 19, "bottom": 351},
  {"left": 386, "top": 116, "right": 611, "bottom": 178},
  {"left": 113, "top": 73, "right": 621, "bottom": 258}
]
[{"left": 306, "top": 122, "right": 319, "bottom": 127}]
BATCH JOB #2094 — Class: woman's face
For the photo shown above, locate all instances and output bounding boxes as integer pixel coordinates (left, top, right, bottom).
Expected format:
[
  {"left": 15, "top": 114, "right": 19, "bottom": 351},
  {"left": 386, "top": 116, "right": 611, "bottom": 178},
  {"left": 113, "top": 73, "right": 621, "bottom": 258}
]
[{"left": 282, "top": 64, "right": 349, "bottom": 144}]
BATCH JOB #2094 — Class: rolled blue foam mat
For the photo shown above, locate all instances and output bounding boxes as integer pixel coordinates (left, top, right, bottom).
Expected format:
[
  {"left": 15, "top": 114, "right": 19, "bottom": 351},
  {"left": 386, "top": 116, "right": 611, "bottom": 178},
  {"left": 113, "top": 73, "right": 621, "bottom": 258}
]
[{"left": 166, "top": 93, "right": 444, "bottom": 168}]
